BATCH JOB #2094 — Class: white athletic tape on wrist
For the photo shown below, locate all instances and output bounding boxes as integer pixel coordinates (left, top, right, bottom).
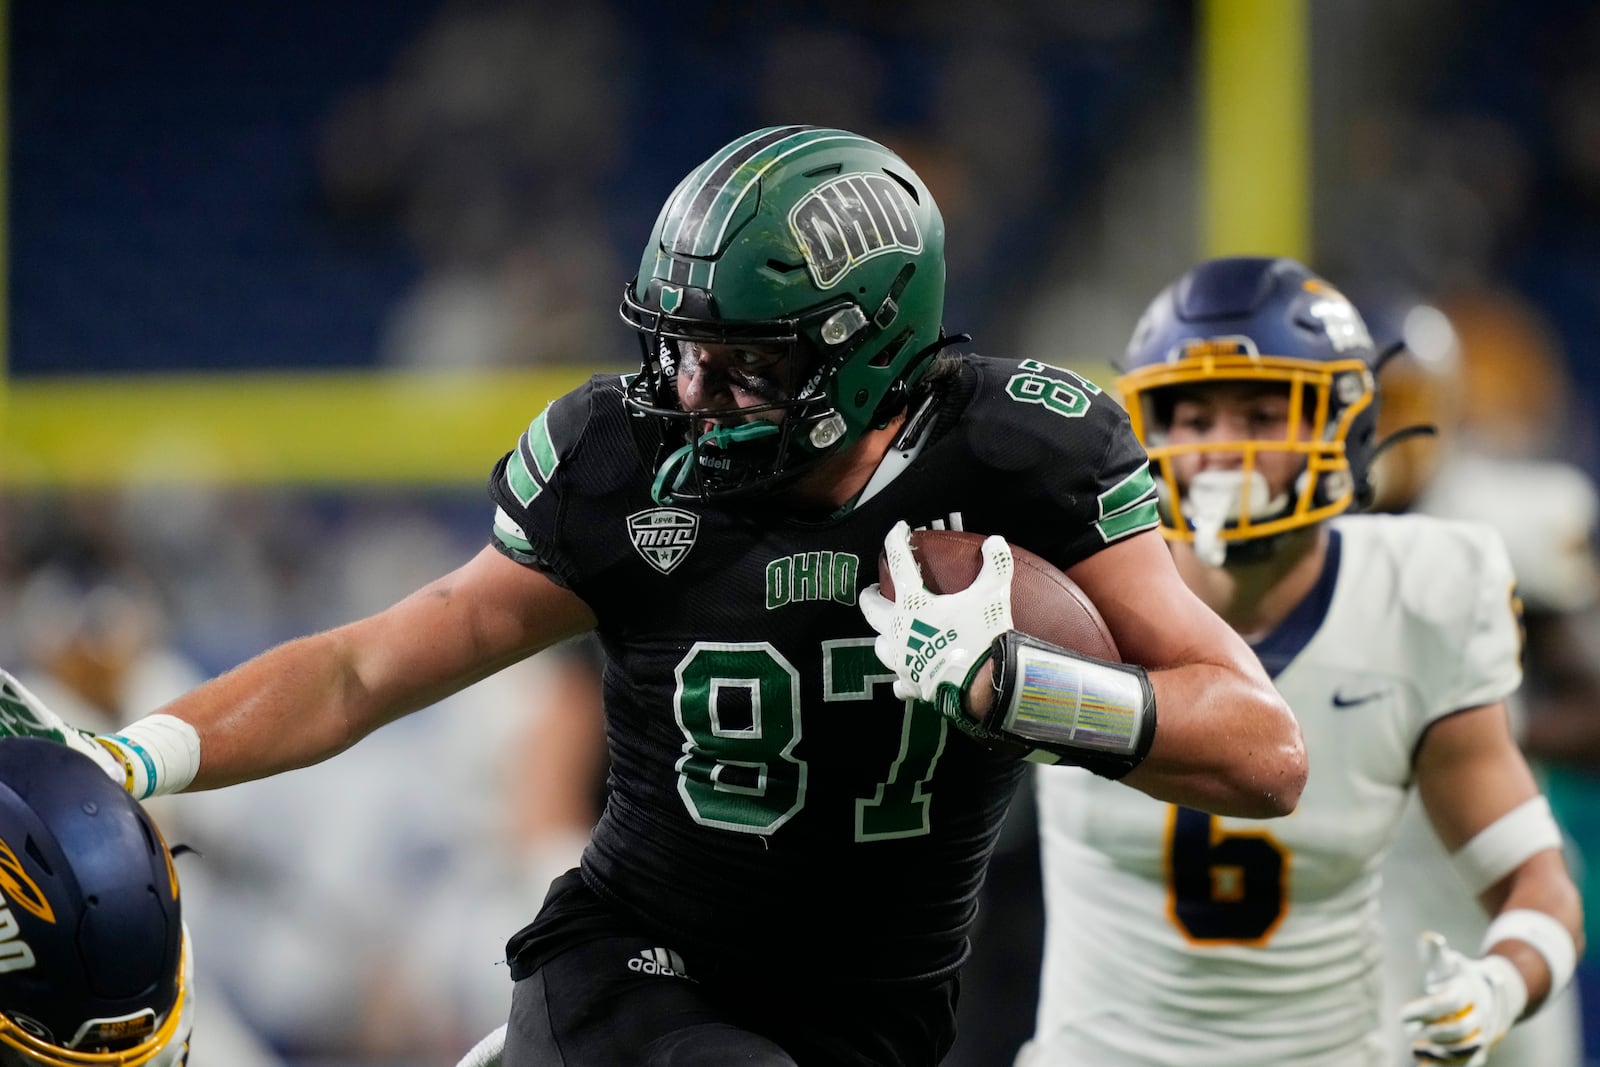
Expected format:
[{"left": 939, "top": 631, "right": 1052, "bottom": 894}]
[
  {"left": 1450, "top": 795, "right": 1564, "bottom": 895},
  {"left": 103, "top": 715, "right": 201, "bottom": 798},
  {"left": 1482, "top": 908, "right": 1578, "bottom": 1005}
]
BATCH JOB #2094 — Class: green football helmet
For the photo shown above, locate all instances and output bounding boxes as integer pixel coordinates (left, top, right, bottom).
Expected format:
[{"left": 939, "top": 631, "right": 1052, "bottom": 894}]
[{"left": 620, "top": 126, "right": 949, "bottom": 503}]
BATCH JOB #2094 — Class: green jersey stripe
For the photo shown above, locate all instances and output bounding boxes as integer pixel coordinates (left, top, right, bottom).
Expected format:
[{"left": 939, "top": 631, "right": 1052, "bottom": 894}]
[
  {"left": 504, "top": 409, "right": 560, "bottom": 506},
  {"left": 505, "top": 449, "right": 540, "bottom": 506},
  {"left": 1098, "top": 464, "right": 1157, "bottom": 518},
  {"left": 527, "top": 410, "right": 559, "bottom": 480},
  {"left": 1095, "top": 499, "right": 1161, "bottom": 543},
  {"left": 1095, "top": 465, "right": 1159, "bottom": 543}
]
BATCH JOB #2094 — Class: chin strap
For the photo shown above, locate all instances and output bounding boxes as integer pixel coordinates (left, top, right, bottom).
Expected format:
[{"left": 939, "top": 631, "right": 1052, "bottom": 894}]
[
  {"left": 650, "top": 422, "right": 780, "bottom": 504},
  {"left": 650, "top": 440, "right": 696, "bottom": 504},
  {"left": 1370, "top": 422, "right": 1439, "bottom": 465}
]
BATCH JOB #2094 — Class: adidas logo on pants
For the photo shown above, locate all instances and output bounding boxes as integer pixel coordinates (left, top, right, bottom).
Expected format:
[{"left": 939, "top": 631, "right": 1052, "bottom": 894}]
[{"left": 628, "top": 946, "right": 690, "bottom": 979}]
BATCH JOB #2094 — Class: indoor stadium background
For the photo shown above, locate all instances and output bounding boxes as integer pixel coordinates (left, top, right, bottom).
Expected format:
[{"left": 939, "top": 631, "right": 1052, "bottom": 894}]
[{"left": 4, "top": 2, "right": 1599, "bottom": 1065}]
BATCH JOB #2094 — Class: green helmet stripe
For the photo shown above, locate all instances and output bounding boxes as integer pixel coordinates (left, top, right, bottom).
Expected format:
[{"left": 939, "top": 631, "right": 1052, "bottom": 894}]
[
  {"left": 672, "top": 126, "right": 812, "bottom": 252},
  {"left": 658, "top": 127, "right": 885, "bottom": 290},
  {"left": 695, "top": 131, "right": 882, "bottom": 289},
  {"left": 683, "top": 128, "right": 840, "bottom": 256},
  {"left": 661, "top": 126, "right": 808, "bottom": 274},
  {"left": 654, "top": 130, "right": 761, "bottom": 269}
]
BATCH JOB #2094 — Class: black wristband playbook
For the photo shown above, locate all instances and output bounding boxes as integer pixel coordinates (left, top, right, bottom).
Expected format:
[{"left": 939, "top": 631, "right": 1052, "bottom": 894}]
[{"left": 984, "top": 630, "right": 1157, "bottom": 779}]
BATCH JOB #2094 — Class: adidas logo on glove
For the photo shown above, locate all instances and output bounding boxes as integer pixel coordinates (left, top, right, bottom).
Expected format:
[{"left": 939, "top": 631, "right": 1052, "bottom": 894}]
[{"left": 905, "top": 619, "right": 959, "bottom": 684}]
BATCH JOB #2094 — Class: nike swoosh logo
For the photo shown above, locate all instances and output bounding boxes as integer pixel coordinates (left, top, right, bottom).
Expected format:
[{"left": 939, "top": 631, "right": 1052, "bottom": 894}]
[{"left": 1332, "top": 689, "right": 1386, "bottom": 708}]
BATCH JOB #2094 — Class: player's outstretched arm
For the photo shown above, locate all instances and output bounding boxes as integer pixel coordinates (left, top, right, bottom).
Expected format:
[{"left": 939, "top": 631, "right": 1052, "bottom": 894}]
[
  {"left": 1403, "top": 703, "right": 1585, "bottom": 1065},
  {"left": 1065, "top": 530, "right": 1306, "bottom": 818},
  {"left": 173, "top": 546, "right": 596, "bottom": 791},
  {"left": 7, "top": 546, "right": 597, "bottom": 796}
]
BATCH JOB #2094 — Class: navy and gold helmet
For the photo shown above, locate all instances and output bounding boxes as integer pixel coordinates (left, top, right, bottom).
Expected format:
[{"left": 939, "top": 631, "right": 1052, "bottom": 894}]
[
  {"left": 620, "top": 125, "right": 948, "bottom": 503},
  {"left": 0, "top": 738, "right": 185, "bottom": 1067},
  {"left": 1116, "top": 257, "right": 1379, "bottom": 557}
]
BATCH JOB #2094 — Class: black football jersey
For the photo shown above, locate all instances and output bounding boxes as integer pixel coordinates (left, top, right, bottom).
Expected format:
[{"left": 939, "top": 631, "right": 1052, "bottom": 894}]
[{"left": 487, "top": 353, "right": 1157, "bottom": 985}]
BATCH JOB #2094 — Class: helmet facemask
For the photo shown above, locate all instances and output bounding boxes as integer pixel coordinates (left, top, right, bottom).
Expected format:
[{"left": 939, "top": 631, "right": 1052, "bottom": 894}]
[
  {"left": 0, "top": 955, "right": 187, "bottom": 1067},
  {"left": 621, "top": 280, "right": 892, "bottom": 504},
  {"left": 1122, "top": 349, "right": 1375, "bottom": 566},
  {"left": 1116, "top": 258, "right": 1382, "bottom": 566}
]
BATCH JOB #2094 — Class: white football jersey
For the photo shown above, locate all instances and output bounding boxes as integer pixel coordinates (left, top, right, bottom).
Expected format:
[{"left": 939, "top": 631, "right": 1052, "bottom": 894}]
[
  {"left": 1377, "top": 454, "right": 1597, "bottom": 1067},
  {"left": 1020, "top": 514, "right": 1522, "bottom": 1067}
]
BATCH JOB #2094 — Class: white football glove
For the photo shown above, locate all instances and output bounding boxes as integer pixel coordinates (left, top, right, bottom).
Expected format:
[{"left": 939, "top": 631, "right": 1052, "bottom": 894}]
[
  {"left": 859, "top": 520, "right": 1014, "bottom": 705},
  {"left": 1403, "top": 931, "right": 1527, "bottom": 1066},
  {"left": 0, "top": 669, "right": 126, "bottom": 785}
]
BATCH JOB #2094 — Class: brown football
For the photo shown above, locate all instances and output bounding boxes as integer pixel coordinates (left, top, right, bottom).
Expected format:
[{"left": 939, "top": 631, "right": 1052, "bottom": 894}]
[{"left": 878, "top": 529, "right": 1121, "bottom": 663}]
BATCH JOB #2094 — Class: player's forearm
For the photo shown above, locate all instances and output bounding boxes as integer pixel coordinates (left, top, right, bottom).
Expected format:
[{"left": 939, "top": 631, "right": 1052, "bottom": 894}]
[
  {"left": 149, "top": 556, "right": 572, "bottom": 791},
  {"left": 150, "top": 629, "right": 384, "bottom": 790},
  {"left": 1483, "top": 851, "right": 1586, "bottom": 1013},
  {"left": 1124, "top": 663, "right": 1305, "bottom": 818}
]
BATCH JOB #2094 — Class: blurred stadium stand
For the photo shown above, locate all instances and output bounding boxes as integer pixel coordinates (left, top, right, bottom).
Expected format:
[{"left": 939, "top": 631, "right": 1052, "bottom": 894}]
[
  {"left": 9, "top": 1, "right": 430, "bottom": 374},
  {"left": 8, "top": 0, "right": 1190, "bottom": 377}
]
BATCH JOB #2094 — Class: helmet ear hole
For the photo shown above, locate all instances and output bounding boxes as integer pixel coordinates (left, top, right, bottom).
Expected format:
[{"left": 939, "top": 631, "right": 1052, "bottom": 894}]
[{"left": 871, "top": 329, "right": 913, "bottom": 369}]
